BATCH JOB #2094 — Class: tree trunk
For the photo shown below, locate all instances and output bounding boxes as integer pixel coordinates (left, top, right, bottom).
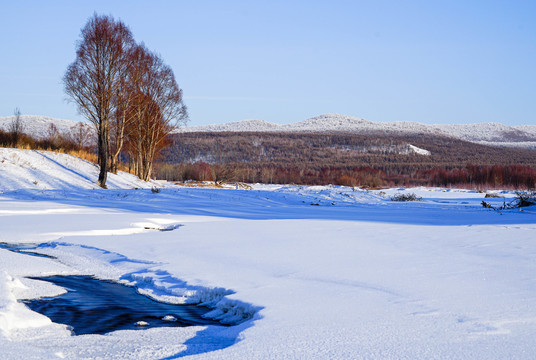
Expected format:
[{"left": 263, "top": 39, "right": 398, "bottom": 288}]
[
  {"left": 110, "top": 130, "right": 124, "bottom": 174},
  {"left": 98, "top": 124, "right": 109, "bottom": 188}
]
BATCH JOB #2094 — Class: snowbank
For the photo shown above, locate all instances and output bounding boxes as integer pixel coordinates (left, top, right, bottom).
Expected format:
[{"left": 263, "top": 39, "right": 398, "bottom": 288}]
[
  {"left": 0, "top": 272, "right": 52, "bottom": 335},
  {"left": 0, "top": 148, "right": 157, "bottom": 191}
]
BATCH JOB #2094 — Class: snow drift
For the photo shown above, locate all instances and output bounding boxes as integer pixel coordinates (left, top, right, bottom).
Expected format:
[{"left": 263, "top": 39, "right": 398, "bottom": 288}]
[{"left": 0, "top": 148, "right": 156, "bottom": 191}]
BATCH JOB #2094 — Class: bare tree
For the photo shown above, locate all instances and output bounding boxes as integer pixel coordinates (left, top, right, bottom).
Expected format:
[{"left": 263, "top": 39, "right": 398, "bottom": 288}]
[
  {"left": 109, "top": 79, "right": 131, "bottom": 173},
  {"left": 125, "top": 45, "right": 188, "bottom": 181},
  {"left": 46, "top": 123, "right": 61, "bottom": 147},
  {"left": 63, "top": 14, "right": 134, "bottom": 188},
  {"left": 8, "top": 108, "right": 24, "bottom": 146},
  {"left": 109, "top": 45, "right": 141, "bottom": 174},
  {"left": 69, "top": 122, "right": 95, "bottom": 149}
]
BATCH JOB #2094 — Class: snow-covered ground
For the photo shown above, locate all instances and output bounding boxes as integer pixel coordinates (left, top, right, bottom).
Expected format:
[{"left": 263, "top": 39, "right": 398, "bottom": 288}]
[
  {"left": 0, "top": 148, "right": 157, "bottom": 191},
  {"left": 1, "top": 149, "right": 536, "bottom": 359}
]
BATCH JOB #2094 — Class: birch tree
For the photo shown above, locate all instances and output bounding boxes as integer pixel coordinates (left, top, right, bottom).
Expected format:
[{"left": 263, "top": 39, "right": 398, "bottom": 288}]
[
  {"left": 126, "top": 44, "right": 188, "bottom": 181},
  {"left": 64, "top": 14, "right": 134, "bottom": 188}
]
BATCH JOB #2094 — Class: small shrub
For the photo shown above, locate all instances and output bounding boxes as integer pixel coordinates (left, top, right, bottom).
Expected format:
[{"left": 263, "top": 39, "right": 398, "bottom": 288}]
[
  {"left": 234, "top": 182, "right": 253, "bottom": 190},
  {"left": 390, "top": 192, "right": 422, "bottom": 202},
  {"left": 482, "top": 191, "right": 536, "bottom": 210},
  {"left": 514, "top": 191, "right": 536, "bottom": 208},
  {"left": 336, "top": 175, "right": 358, "bottom": 187}
]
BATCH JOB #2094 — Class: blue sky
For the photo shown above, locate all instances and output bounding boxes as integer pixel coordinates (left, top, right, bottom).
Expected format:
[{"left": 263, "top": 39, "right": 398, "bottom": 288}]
[{"left": 1, "top": 0, "right": 535, "bottom": 126}]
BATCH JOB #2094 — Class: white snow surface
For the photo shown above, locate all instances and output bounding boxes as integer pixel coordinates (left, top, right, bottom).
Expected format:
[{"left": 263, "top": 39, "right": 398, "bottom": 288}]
[
  {"left": 515, "top": 125, "right": 536, "bottom": 136},
  {"left": 0, "top": 148, "right": 158, "bottom": 191},
  {"left": 407, "top": 144, "right": 431, "bottom": 156},
  {"left": 432, "top": 122, "right": 532, "bottom": 142},
  {"left": 1, "top": 149, "right": 536, "bottom": 359}
]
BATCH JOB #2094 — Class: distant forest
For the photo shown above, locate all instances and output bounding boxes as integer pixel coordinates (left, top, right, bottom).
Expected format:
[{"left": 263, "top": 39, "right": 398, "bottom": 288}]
[
  {"left": 155, "top": 131, "right": 536, "bottom": 189},
  {"left": 3, "top": 121, "right": 535, "bottom": 189}
]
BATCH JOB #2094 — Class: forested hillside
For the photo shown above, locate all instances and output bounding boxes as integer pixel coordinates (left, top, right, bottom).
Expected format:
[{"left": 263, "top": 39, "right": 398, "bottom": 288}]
[{"left": 157, "top": 132, "right": 536, "bottom": 188}]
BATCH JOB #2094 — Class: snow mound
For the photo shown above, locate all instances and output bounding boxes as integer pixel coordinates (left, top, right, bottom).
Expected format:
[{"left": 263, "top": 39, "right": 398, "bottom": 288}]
[
  {"left": 124, "top": 271, "right": 258, "bottom": 325},
  {"left": 0, "top": 148, "right": 157, "bottom": 191},
  {"left": 0, "top": 272, "right": 52, "bottom": 335}
]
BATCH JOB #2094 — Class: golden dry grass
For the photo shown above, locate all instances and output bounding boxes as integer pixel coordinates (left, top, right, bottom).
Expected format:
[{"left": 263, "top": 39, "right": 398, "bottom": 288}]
[
  {"left": 64, "top": 149, "right": 131, "bottom": 173},
  {"left": 8, "top": 144, "right": 133, "bottom": 174},
  {"left": 65, "top": 149, "right": 98, "bottom": 164}
]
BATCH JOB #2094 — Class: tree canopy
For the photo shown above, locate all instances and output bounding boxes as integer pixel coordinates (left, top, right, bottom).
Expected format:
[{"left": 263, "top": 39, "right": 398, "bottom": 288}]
[{"left": 64, "top": 13, "right": 187, "bottom": 187}]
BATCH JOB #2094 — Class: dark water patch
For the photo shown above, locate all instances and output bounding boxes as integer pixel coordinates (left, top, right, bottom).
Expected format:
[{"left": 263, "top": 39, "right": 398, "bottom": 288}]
[
  {"left": 0, "top": 242, "right": 55, "bottom": 258},
  {"left": 22, "top": 275, "right": 224, "bottom": 335}
]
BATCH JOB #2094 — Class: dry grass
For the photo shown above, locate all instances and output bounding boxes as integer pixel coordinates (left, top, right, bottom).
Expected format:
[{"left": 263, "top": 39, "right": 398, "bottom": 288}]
[
  {"left": 8, "top": 144, "right": 133, "bottom": 174},
  {"left": 65, "top": 149, "right": 98, "bottom": 164},
  {"left": 64, "top": 149, "right": 131, "bottom": 173}
]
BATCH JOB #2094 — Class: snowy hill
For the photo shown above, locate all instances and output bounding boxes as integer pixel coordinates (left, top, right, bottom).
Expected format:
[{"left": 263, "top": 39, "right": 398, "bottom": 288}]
[
  {"left": 280, "top": 114, "right": 437, "bottom": 135},
  {"left": 179, "top": 113, "right": 536, "bottom": 147},
  {"left": 281, "top": 114, "right": 375, "bottom": 132},
  {"left": 179, "top": 114, "right": 439, "bottom": 135},
  {"left": 432, "top": 122, "right": 534, "bottom": 142},
  {"left": 0, "top": 148, "right": 156, "bottom": 191},
  {"left": 183, "top": 119, "right": 280, "bottom": 132},
  {"left": 0, "top": 115, "right": 85, "bottom": 140},
  {"left": 516, "top": 124, "right": 536, "bottom": 136},
  {"left": 3, "top": 113, "right": 535, "bottom": 148}
]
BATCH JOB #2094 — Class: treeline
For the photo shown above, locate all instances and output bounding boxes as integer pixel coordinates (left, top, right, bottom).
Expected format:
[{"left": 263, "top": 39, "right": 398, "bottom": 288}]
[
  {"left": 164, "top": 131, "right": 536, "bottom": 168},
  {"left": 155, "top": 131, "right": 536, "bottom": 189},
  {"left": 421, "top": 164, "right": 536, "bottom": 189},
  {"left": 156, "top": 162, "right": 386, "bottom": 187},
  {"left": 155, "top": 162, "right": 536, "bottom": 189}
]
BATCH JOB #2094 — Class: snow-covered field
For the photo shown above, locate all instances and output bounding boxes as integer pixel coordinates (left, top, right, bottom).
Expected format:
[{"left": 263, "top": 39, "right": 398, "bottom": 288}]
[{"left": 1, "top": 148, "right": 536, "bottom": 359}]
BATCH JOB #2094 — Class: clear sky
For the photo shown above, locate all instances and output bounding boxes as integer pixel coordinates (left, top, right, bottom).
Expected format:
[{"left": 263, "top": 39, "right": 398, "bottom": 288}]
[{"left": 1, "top": 0, "right": 535, "bottom": 126}]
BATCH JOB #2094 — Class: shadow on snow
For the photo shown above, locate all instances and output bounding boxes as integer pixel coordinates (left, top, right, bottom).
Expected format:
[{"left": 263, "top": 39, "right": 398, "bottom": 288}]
[{"left": 1, "top": 188, "right": 535, "bottom": 226}]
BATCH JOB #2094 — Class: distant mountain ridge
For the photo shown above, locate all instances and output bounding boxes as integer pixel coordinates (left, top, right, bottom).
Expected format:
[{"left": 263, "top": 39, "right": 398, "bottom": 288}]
[
  {"left": 178, "top": 114, "right": 536, "bottom": 148},
  {"left": 2, "top": 113, "right": 535, "bottom": 148}
]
